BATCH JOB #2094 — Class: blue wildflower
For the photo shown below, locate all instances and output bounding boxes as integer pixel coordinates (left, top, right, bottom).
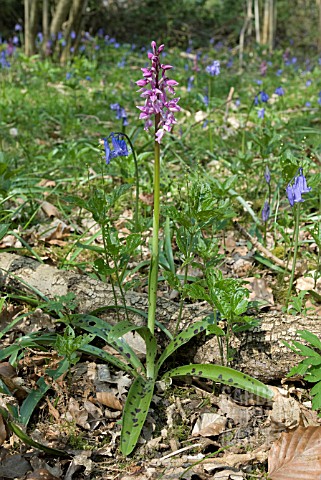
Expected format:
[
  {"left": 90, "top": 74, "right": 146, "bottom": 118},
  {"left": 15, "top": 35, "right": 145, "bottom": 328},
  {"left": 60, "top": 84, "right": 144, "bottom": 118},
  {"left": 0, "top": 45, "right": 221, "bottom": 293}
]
[
  {"left": 258, "top": 108, "right": 265, "bottom": 119},
  {"left": 306, "top": 79, "right": 312, "bottom": 87},
  {"left": 264, "top": 166, "right": 271, "bottom": 184},
  {"left": 305, "top": 101, "right": 311, "bottom": 107},
  {"left": 206, "top": 60, "right": 220, "bottom": 76},
  {"left": 286, "top": 168, "right": 311, "bottom": 206},
  {"left": 260, "top": 91, "right": 269, "bottom": 102},
  {"left": 187, "top": 76, "right": 194, "bottom": 92},
  {"left": 262, "top": 201, "right": 270, "bottom": 222},
  {"left": 103, "top": 134, "right": 129, "bottom": 164},
  {"left": 275, "top": 86, "right": 284, "bottom": 96},
  {"left": 110, "top": 103, "right": 128, "bottom": 126},
  {"left": 276, "top": 69, "right": 283, "bottom": 76}
]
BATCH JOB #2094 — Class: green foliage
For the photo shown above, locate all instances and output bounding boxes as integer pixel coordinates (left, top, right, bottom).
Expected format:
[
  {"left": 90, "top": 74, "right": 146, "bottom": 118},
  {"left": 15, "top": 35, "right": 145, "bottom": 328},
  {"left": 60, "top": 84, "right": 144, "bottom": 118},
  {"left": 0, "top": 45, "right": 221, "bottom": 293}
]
[{"left": 285, "top": 330, "right": 321, "bottom": 412}]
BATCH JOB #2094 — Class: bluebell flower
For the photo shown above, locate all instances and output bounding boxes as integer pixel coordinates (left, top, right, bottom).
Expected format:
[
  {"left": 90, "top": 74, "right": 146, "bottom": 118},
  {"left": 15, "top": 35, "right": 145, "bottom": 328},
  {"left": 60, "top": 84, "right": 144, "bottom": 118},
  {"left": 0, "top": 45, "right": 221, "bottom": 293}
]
[
  {"left": 292, "top": 57, "right": 297, "bottom": 64},
  {"left": 15, "top": 24, "right": 22, "bottom": 31},
  {"left": 117, "top": 57, "right": 126, "bottom": 68},
  {"left": 110, "top": 103, "right": 128, "bottom": 126},
  {"left": 262, "top": 201, "right": 270, "bottom": 222},
  {"left": 286, "top": 168, "right": 311, "bottom": 206},
  {"left": 260, "top": 91, "right": 269, "bottom": 102},
  {"left": 12, "top": 36, "right": 19, "bottom": 45},
  {"left": 275, "top": 86, "right": 284, "bottom": 96},
  {"left": 258, "top": 108, "right": 265, "bottom": 119},
  {"left": 306, "top": 79, "right": 312, "bottom": 87},
  {"left": 235, "top": 99, "right": 240, "bottom": 107},
  {"left": 255, "top": 79, "right": 263, "bottom": 85},
  {"left": 206, "top": 60, "right": 220, "bottom": 76},
  {"left": 187, "top": 76, "right": 194, "bottom": 92},
  {"left": 254, "top": 95, "right": 259, "bottom": 106},
  {"left": 0, "top": 51, "right": 10, "bottom": 68},
  {"left": 264, "top": 166, "right": 271, "bottom": 184},
  {"left": 70, "top": 31, "right": 76, "bottom": 40},
  {"left": 202, "top": 120, "right": 208, "bottom": 129},
  {"left": 305, "top": 101, "right": 311, "bottom": 107},
  {"left": 37, "top": 32, "right": 43, "bottom": 43},
  {"left": 318, "top": 97, "right": 321, "bottom": 105},
  {"left": 104, "top": 138, "right": 111, "bottom": 164},
  {"left": 103, "top": 133, "right": 129, "bottom": 164},
  {"left": 203, "top": 94, "right": 209, "bottom": 107},
  {"left": 276, "top": 69, "right": 283, "bottom": 76},
  {"left": 66, "top": 72, "right": 72, "bottom": 80}
]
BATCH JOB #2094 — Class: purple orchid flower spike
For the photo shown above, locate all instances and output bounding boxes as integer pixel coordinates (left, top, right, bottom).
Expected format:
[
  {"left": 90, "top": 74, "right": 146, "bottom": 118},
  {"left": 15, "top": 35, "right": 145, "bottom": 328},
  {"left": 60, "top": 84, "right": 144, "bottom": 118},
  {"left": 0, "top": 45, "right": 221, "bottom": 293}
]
[{"left": 136, "top": 41, "right": 181, "bottom": 143}]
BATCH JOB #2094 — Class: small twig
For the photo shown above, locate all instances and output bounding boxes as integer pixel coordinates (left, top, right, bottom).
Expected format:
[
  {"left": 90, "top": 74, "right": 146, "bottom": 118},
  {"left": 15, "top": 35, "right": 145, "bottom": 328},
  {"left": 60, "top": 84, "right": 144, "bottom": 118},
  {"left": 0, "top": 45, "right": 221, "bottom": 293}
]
[
  {"left": 158, "top": 443, "right": 203, "bottom": 461},
  {"left": 234, "top": 221, "right": 292, "bottom": 272}
]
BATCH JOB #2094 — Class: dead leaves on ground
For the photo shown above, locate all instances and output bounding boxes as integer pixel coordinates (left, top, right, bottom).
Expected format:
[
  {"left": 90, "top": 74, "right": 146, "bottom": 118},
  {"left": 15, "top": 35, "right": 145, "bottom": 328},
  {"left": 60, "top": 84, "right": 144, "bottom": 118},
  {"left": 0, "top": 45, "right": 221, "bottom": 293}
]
[{"left": 268, "top": 426, "right": 321, "bottom": 479}]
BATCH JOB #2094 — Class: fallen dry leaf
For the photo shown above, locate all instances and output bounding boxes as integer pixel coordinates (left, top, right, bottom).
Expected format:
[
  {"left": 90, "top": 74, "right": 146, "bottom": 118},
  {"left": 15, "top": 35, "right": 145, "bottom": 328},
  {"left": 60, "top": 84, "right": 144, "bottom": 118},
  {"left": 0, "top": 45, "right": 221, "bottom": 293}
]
[
  {"left": 269, "top": 386, "right": 302, "bottom": 432},
  {"left": 96, "top": 391, "right": 123, "bottom": 410},
  {"left": 40, "top": 201, "right": 60, "bottom": 218},
  {"left": 26, "top": 469, "right": 60, "bottom": 480},
  {"left": 192, "top": 413, "right": 227, "bottom": 437},
  {"left": 268, "top": 426, "right": 321, "bottom": 479}
]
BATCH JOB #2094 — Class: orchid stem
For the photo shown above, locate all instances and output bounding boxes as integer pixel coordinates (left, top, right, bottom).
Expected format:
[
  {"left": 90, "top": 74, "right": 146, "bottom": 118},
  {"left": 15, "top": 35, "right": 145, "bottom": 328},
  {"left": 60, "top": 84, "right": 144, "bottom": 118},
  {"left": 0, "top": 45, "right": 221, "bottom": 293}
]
[{"left": 148, "top": 124, "right": 161, "bottom": 335}]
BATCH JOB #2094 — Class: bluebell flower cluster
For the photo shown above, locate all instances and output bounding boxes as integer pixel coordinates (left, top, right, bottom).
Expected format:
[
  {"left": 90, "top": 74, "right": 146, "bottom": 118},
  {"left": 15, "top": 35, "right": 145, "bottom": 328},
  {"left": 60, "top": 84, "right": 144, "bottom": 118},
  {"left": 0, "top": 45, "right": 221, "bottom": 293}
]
[
  {"left": 254, "top": 91, "right": 269, "bottom": 105},
  {"left": 206, "top": 60, "right": 220, "bottom": 76},
  {"left": 110, "top": 103, "right": 128, "bottom": 126},
  {"left": 103, "top": 133, "right": 129, "bottom": 164},
  {"left": 275, "top": 86, "right": 284, "bottom": 96},
  {"left": 286, "top": 168, "right": 311, "bottom": 207}
]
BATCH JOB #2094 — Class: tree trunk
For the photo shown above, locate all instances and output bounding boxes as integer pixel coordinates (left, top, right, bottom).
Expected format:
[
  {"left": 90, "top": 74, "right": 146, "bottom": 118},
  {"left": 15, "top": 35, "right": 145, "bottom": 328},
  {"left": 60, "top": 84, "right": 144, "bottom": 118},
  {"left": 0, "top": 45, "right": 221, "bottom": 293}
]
[
  {"left": 60, "top": 0, "right": 88, "bottom": 64},
  {"left": 246, "top": 0, "right": 253, "bottom": 37},
  {"left": 0, "top": 253, "right": 316, "bottom": 383},
  {"left": 268, "top": 0, "right": 275, "bottom": 53},
  {"left": 24, "top": 0, "right": 39, "bottom": 56},
  {"left": 318, "top": 0, "right": 321, "bottom": 52},
  {"left": 50, "top": 0, "right": 72, "bottom": 40},
  {"left": 42, "top": 0, "right": 49, "bottom": 55},
  {"left": 262, "top": 0, "right": 269, "bottom": 44},
  {"left": 254, "top": 0, "right": 261, "bottom": 43},
  {"left": 24, "top": 0, "right": 30, "bottom": 55}
]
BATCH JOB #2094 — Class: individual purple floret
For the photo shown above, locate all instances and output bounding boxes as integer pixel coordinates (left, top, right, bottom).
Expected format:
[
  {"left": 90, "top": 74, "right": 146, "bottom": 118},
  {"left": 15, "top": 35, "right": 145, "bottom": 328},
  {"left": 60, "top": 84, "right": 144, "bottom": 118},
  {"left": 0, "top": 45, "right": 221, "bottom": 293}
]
[
  {"left": 136, "top": 41, "right": 180, "bottom": 144},
  {"left": 275, "top": 86, "right": 284, "bottom": 96},
  {"left": 286, "top": 168, "right": 311, "bottom": 207},
  {"left": 206, "top": 60, "right": 220, "bottom": 76},
  {"left": 103, "top": 133, "right": 129, "bottom": 164},
  {"left": 262, "top": 201, "right": 270, "bottom": 222}
]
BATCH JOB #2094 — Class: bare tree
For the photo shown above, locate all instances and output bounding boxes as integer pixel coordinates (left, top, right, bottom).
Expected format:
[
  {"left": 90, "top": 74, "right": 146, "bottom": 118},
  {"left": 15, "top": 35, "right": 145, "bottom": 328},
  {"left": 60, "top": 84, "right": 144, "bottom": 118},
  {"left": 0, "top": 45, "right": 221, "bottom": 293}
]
[
  {"left": 50, "top": 0, "right": 73, "bottom": 41},
  {"left": 24, "top": 0, "right": 39, "bottom": 56},
  {"left": 60, "top": 0, "right": 89, "bottom": 64},
  {"left": 262, "top": 0, "right": 269, "bottom": 44},
  {"left": 317, "top": 0, "right": 321, "bottom": 52},
  {"left": 254, "top": 0, "right": 261, "bottom": 43},
  {"left": 42, "top": 0, "right": 49, "bottom": 54}
]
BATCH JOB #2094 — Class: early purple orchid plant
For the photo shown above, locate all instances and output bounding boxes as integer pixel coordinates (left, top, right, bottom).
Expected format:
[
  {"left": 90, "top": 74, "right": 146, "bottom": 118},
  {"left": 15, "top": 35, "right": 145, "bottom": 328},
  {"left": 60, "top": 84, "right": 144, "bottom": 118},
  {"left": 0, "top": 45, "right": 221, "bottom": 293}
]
[{"left": 136, "top": 41, "right": 180, "bottom": 336}]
